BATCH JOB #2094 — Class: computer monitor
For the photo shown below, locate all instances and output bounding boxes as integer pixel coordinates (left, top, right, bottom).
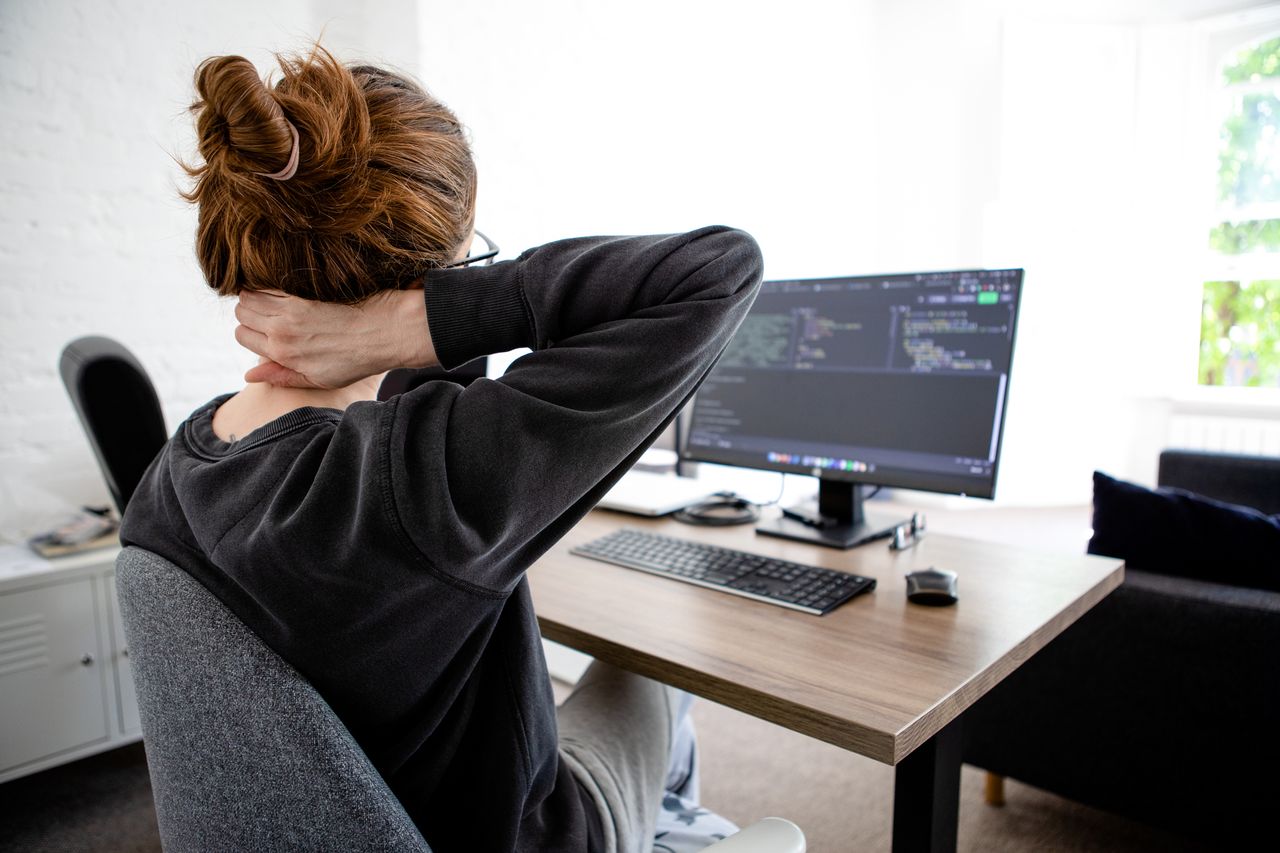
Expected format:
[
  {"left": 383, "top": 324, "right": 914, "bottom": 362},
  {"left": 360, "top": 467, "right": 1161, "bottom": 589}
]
[{"left": 680, "top": 268, "right": 1023, "bottom": 548}]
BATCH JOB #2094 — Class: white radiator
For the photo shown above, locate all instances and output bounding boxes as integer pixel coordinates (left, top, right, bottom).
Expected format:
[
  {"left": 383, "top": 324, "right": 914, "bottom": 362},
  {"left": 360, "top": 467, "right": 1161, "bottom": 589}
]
[{"left": 1166, "top": 412, "right": 1280, "bottom": 455}]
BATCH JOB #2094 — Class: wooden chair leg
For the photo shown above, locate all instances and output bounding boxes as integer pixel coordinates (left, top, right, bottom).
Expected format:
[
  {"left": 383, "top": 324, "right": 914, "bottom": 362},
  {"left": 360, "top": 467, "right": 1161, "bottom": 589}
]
[{"left": 984, "top": 772, "right": 1006, "bottom": 807}]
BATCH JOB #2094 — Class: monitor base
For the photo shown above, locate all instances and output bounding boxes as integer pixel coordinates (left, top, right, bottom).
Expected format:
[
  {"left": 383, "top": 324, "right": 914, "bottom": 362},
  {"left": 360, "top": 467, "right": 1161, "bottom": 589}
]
[{"left": 756, "top": 510, "right": 904, "bottom": 550}]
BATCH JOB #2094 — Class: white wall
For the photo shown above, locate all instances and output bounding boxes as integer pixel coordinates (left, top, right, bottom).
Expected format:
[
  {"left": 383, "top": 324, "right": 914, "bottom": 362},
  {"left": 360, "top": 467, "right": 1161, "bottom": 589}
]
[
  {"left": 1, "top": 0, "right": 1275, "bottom": 540},
  {"left": 418, "top": 0, "right": 1279, "bottom": 505},
  {"left": 418, "top": 2, "right": 881, "bottom": 274}
]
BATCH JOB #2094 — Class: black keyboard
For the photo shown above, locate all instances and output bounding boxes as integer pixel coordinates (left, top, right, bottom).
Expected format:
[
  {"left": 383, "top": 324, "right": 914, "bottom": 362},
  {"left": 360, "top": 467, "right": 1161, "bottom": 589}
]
[{"left": 570, "top": 528, "right": 876, "bottom": 615}]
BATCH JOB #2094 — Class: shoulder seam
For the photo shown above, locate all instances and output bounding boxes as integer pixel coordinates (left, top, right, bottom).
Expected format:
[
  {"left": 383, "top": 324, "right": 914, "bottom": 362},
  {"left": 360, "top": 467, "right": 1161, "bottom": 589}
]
[{"left": 377, "top": 395, "right": 508, "bottom": 600}]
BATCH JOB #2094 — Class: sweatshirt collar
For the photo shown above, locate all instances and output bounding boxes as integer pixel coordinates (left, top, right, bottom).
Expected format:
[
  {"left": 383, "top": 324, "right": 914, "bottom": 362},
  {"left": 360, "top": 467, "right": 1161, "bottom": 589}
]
[{"left": 185, "top": 393, "right": 343, "bottom": 458}]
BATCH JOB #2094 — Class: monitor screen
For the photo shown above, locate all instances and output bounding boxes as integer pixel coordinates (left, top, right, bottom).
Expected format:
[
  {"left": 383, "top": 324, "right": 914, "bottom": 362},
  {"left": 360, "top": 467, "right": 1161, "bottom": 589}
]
[{"left": 682, "top": 268, "right": 1022, "bottom": 505}]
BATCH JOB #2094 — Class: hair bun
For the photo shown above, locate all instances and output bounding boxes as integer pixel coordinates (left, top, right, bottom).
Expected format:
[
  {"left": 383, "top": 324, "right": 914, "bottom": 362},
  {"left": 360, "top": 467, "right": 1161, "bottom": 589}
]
[
  {"left": 192, "top": 55, "right": 296, "bottom": 178},
  {"left": 183, "top": 44, "right": 476, "bottom": 302}
]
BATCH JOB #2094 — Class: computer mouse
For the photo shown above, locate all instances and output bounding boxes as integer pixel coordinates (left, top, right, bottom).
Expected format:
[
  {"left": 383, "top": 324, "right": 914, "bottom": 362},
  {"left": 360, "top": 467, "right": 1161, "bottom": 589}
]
[{"left": 905, "top": 568, "right": 958, "bottom": 606}]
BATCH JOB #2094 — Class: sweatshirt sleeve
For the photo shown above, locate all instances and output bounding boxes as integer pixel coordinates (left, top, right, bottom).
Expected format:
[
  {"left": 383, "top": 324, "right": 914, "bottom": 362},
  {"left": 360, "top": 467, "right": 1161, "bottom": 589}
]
[{"left": 380, "top": 225, "right": 762, "bottom": 593}]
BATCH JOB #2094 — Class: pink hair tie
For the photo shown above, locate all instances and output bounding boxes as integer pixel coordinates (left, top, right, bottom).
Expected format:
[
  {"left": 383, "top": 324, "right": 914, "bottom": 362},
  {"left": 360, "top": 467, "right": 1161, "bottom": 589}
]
[{"left": 255, "top": 120, "right": 300, "bottom": 181}]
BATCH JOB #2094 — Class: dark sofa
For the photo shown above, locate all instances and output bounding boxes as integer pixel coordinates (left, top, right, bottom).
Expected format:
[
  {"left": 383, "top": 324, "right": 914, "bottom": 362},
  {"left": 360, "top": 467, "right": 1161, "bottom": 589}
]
[{"left": 961, "top": 450, "right": 1280, "bottom": 845}]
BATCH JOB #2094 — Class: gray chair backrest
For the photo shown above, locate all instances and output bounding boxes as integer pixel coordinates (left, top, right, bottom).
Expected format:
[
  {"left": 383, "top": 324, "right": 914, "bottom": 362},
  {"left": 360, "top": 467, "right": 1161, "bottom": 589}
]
[{"left": 116, "top": 546, "right": 431, "bottom": 852}]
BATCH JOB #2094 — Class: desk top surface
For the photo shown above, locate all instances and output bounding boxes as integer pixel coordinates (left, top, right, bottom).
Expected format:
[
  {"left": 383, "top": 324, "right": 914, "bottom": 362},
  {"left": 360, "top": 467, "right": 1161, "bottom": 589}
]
[{"left": 529, "top": 509, "right": 1122, "bottom": 765}]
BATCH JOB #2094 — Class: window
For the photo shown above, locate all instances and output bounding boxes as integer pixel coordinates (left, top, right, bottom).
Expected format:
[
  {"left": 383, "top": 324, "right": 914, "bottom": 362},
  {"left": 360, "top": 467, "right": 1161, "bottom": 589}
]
[{"left": 1199, "top": 36, "right": 1280, "bottom": 387}]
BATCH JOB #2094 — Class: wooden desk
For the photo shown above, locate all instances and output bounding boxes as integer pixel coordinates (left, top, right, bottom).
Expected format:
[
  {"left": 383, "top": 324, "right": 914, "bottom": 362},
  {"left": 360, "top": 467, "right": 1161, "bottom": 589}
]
[{"left": 529, "top": 510, "right": 1123, "bottom": 853}]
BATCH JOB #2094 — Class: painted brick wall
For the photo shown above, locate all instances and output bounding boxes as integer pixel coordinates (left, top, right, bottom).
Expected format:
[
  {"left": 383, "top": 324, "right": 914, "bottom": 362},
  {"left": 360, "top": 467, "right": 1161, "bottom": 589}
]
[{"left": 0, "top": 0, "right": 418, "bottom": 539}]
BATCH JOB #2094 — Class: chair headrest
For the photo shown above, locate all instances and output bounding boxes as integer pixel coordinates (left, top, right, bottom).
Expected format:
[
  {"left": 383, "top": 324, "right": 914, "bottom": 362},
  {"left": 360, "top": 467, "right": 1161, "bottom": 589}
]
[{"left": 59, "top": 336, "right": 167, "bottom": 514}]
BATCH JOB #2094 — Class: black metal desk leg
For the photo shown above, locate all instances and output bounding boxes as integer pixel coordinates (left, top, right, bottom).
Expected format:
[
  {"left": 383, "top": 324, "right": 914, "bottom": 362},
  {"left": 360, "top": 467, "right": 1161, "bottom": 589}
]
[{"left": 892, "top": 717, "right": 962, "bottom": 853}]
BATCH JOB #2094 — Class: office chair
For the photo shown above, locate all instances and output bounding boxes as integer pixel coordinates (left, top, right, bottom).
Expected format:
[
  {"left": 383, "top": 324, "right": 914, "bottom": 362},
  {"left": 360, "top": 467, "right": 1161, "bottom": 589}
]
[
  {"left": 116, "top": 546, "right": 805, "bottom": 853},
  {"left": 59, "top": 336, "right": 168, "bottom": 515}
]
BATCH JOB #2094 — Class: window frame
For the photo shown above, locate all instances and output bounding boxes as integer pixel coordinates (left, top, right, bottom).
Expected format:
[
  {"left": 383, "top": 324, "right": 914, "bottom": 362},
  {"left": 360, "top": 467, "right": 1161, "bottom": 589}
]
[{"left": 1196, "top": 14, "right": 1280, "bottom": 392}]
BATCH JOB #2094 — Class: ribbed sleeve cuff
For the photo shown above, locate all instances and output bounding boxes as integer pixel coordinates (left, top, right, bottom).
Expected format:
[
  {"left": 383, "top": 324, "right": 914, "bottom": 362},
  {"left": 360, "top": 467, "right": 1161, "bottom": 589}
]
[{"left": 422, "top": 263, "right": 533, "bottom": 370}]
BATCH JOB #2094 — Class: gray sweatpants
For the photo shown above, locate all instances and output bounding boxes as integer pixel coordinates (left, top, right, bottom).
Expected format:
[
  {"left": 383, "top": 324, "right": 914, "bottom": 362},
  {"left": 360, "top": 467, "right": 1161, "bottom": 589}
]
[{"left": 557, "top": 661, "right": 697, "bottom": 853}]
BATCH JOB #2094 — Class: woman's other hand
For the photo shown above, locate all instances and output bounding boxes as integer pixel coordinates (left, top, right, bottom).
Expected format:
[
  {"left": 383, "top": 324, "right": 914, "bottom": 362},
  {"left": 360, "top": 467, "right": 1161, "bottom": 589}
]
[{"left": 235, "top": 288, "right": 438, "bottom": 388}]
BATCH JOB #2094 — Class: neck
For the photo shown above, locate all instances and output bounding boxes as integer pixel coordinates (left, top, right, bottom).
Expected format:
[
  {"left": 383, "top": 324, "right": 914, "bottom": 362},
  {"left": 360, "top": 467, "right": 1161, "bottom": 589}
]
[
  {"left": 211, "top": 374, "right": 384, "bottom": 443},
  {"left": 242, "top": 376, "right": 383, "bottom": 411}
]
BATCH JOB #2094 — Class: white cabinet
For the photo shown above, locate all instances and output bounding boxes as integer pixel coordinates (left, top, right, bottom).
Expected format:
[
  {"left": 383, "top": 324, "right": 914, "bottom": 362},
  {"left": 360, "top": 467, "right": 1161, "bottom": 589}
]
[
  {"left": 0, "top": 576, "right": 108, "bottom": 769},
  {"left": 0, "top": 548, "right": 139, "bottom": 783}
]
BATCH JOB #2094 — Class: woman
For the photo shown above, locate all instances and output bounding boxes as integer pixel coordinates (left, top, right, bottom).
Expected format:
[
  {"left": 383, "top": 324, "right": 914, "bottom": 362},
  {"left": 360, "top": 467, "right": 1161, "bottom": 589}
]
[{"left": 121, "top": 45, "right": 761, "bottom": 853}]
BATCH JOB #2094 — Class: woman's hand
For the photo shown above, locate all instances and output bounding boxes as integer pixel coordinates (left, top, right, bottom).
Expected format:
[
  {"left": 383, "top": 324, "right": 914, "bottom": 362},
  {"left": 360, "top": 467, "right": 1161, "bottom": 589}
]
[{"left": 235, "top": 288, "right": 439, "bottom": 389}]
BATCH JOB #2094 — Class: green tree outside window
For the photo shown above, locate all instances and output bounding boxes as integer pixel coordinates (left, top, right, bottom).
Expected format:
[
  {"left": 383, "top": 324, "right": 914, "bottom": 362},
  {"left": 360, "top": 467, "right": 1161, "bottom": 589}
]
[{"left": 1200, "top": 36, "right": 1280, "bottom": 387}]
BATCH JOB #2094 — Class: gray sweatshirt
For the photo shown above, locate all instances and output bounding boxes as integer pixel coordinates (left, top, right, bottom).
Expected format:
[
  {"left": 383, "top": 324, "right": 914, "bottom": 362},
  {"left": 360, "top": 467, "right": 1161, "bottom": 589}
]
[{"left": 120, "top": 226, "right": 763, "bottom": 852}]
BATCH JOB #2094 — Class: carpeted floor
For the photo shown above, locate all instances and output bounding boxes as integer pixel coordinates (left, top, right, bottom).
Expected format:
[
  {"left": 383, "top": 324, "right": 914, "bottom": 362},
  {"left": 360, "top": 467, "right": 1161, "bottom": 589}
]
[
  {"left": 0, "top": 743, "right": 160, "bottom": 853},
  {"left": 0, "top": 683, "right": 1213, "bottom": 853}
]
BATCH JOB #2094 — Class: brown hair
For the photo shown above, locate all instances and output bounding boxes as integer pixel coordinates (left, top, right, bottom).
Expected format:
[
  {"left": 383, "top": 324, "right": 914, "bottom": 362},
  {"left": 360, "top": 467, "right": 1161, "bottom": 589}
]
[{"left": 182, "top": 46, "right": 476, "bottom": 303}]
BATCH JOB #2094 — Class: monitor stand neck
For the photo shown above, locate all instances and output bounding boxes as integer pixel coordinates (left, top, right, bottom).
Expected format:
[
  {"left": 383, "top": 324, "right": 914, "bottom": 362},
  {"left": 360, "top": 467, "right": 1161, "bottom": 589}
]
[{"left": 756, "top": 479, "right": 905, "bottom": 550}]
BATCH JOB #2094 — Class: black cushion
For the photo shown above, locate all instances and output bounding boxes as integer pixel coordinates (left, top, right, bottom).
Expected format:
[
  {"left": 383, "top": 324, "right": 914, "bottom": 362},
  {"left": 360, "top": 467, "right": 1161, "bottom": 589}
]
[{"left": 1088, "top": 470, "right": 1280, "bottom": 592}]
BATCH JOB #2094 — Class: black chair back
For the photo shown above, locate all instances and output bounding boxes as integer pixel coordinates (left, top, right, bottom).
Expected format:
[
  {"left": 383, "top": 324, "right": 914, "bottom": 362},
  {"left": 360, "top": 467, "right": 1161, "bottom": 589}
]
[{"left": 59, "top": 336, "right": 167, "bottom": 515}]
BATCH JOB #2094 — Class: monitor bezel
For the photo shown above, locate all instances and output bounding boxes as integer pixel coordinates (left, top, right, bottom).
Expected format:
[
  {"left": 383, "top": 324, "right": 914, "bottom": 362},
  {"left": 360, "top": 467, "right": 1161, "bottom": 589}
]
[{"left": 678, "top": 267, "right": 1024, "bottom": 501}]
